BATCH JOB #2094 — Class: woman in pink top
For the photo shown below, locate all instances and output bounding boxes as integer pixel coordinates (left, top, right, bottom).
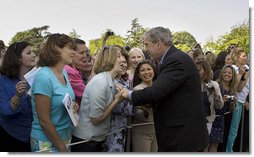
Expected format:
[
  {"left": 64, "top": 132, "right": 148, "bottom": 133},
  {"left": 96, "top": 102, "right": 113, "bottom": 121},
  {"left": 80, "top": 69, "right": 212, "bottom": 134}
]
[{"left": 64, "top": 38, "right": 87, "bottom": 106}]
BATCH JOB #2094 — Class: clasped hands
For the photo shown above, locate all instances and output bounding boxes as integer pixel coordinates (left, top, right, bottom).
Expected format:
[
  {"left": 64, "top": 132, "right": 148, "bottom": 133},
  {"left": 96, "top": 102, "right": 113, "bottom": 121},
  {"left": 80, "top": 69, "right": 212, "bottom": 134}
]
[{"left": 115, "top": 83, "right": 130, "bottom": 101}]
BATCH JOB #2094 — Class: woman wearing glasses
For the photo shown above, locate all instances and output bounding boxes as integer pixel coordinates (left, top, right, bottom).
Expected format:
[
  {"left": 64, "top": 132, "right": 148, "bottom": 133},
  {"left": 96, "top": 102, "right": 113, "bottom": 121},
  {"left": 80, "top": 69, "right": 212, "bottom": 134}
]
[
  {"left": 64, "top": 38, "right": 87, "bottom": 106},
  {"left": 80, "top": 48, "right": 94, "bottom": 85},
  {"left": 0, "top": 41, "right": 37, "bottom": 151}
]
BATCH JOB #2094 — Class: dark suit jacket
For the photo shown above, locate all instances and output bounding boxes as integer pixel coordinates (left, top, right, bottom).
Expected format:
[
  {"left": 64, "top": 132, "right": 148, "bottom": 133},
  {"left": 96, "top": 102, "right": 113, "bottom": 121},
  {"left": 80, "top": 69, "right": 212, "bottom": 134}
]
[{"left": 131, "top": 45, "right": 209, "bottom": 152}]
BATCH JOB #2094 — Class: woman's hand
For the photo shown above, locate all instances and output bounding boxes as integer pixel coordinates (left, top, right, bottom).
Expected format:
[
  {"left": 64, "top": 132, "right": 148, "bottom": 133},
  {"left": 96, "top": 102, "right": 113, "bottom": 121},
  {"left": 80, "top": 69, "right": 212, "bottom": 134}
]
[
  {"left": 229, "top": 101, "right": 236, "bottom": 113},
  {"left": 116, "top": 83, "right": 124, "bottom": 91},
  {"left": 58, "top": 144, "right": 68, "bottom": 152},
  {"left": 114, "top": 88, "right": 124, "bottom": 102},
  {"left": 244, "top": 101, "right": 249, "bottom": 110},
  {"left": 15, "top": 80, "right": 28, "bottom": 97}
]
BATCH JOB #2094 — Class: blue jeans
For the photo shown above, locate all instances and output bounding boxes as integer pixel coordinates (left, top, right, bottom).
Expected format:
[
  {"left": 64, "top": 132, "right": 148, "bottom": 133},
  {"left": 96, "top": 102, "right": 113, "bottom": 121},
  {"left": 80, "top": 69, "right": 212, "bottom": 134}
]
[{"left": 226, "top": 102, "right": 243, "bottom": 152}]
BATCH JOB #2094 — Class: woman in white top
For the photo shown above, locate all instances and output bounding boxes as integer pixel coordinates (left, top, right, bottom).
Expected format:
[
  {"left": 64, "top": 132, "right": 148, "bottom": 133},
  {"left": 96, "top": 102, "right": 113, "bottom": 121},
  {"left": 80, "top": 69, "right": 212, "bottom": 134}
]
[{"left": 226, "top": 47, "right": 249, "bottom": 152}]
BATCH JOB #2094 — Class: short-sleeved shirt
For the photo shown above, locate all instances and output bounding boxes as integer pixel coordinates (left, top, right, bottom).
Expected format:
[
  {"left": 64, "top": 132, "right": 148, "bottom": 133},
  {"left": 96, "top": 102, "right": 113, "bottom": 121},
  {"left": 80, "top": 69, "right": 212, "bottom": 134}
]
[
  {"left": 72, "top": 72, "right": 116, "bottom": 141},
  {"left": 31, "top": 67, "right": 75, "bottom": 141}
]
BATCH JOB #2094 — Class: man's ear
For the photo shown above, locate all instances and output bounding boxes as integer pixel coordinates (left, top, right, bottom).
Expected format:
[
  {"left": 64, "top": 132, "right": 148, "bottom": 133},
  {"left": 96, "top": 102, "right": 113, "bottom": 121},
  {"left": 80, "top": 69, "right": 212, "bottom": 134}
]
[{"left": 156, "top": 39, "right": 162, "bottom": 49}]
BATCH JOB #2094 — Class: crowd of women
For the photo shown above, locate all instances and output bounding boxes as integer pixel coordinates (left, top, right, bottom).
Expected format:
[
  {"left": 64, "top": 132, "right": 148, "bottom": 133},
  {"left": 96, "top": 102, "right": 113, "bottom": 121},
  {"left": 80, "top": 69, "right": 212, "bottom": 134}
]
[{"left": 0, "top": 29, "right": 249, "bottom": 152}]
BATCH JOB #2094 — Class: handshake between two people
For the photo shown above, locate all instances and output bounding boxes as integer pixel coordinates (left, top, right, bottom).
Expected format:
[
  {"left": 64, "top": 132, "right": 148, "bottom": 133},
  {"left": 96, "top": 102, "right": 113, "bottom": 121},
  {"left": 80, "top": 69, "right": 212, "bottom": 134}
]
[{"left": 114, "top": 83, "right": 130, "bottom": 102}]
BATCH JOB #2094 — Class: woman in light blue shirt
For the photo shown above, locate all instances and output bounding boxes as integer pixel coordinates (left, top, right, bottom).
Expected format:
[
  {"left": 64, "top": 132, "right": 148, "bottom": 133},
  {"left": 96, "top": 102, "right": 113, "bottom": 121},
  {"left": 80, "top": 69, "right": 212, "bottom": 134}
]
[{"left": 31, "top": 34, "right": 78, "bottom": 152}]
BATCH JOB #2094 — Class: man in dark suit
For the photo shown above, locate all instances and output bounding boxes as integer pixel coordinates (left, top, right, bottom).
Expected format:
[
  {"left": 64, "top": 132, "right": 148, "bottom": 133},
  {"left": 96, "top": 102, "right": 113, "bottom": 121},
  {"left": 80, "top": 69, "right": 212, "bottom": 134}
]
[{"left": 121, "top": 27, "right": 209, "bottom": 152}]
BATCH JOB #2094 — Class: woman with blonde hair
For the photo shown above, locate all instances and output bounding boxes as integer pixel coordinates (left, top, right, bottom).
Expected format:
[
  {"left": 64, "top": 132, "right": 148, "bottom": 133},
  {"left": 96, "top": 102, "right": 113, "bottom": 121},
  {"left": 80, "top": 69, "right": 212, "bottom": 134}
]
[
  {"left": 209, "top": 64, "right": 237, "bottom": 152},
  {"left": 126, "top": 48, "right": 145, "bottom": 82},
  {"left": 226, "top": 47, "right": 249, "bottom": 152},
  {"left": 71, "top": 45, "right": 125, "bottom": 152}
]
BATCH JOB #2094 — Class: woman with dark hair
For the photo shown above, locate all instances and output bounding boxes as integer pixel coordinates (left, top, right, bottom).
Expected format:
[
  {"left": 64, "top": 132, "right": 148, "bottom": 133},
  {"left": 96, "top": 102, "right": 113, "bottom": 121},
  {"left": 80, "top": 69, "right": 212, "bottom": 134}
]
[
  {"left": 190, "top": 48, "right": 204, "bottom": 63},
  {"left": 31, "top": 33, "right": 79, "bottom": 152},
  {"left": 213, "top": 51, "right": 233, "bottom": 80},
  {"left": 0, "top": 41, "right": 37, "bottom": 151},
  {"left": 0, "top": 40, "right": 6, "bottom": 66},
  {"left": 205, "top": 52, "right": 216, "bottom": 71},
  {"left": 195, "top": 60, "right": 224, "bottom": 151},
  {"left": 64, "top": 38, "right": 87, "bottom": 106},
  {"left": 103, "top": 50, "right": 133, "bottom": 152},
  {"left": 132, "top": 60, "right": 158, "bottom": 87},
  {"left": 131, "top": 59, "right": 158, "bottom": 152},
  {"left": 80, "top": 48, "right": 94, "bottom": 85}
]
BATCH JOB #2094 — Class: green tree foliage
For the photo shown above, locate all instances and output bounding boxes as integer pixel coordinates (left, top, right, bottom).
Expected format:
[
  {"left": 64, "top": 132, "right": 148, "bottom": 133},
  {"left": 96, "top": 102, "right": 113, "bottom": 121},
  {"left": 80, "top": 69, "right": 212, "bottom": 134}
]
[
  {"left": 9, "top": 25, "right": 51, "bottom": 54},
  {"left": 126, "top": 18, "right": 148, "bottom": 49},
  {"left": 173, "top": 31, "right": 197, "bottom": 52},
  {"left": 69, "top": 29, "right": 81, "bottom": 38},
  {"left": 89, "top": 30, "right": 125, "bottom": 55},
  {"left": 203, "top": 22, "right": 249, "bottom": 54}
]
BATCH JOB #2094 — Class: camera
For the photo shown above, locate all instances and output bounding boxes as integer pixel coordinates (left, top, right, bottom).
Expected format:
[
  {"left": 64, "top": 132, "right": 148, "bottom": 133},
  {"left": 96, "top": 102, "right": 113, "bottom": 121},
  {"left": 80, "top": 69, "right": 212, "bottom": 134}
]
[
  {"left": 244, "top": 65, "right": 249, "bottom": 72},
  {"left": 205, "top": 83, "right": 215, "bottom": 92},
  {"left": 106, "top": 31, "right": 114, "bottom": 36},
  {"left": 124, "top": 45, "right": 131, "bottom": 52},
  {"left": 225, "top": 95, "right": 235, "bottom": 101},
  {"left": 205, "top": 83, "right": 214, "bottom": 89}
]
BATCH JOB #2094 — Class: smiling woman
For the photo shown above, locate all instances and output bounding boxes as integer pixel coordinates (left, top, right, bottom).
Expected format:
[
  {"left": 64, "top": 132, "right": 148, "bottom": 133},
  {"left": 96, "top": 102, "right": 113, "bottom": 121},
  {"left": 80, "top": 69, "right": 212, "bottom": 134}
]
[
  {"left": 64, "top": 38, "right": 87, "bottom": 106},
  {"left": 131, "top": 59, "right": 158, "bottom": 152},
  {"left": 0, "top": 41, "right": 37, "bottom": 152},
  {"left": 126, "top": 48, "right": 145, "bottom": 82}
]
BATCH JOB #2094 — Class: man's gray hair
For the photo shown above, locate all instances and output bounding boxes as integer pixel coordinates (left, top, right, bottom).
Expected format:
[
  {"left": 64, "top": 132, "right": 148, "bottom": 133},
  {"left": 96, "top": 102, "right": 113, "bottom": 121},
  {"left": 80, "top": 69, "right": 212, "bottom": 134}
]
[{"left": 145, "top": 27, "right": 173, "bottom": 46}]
